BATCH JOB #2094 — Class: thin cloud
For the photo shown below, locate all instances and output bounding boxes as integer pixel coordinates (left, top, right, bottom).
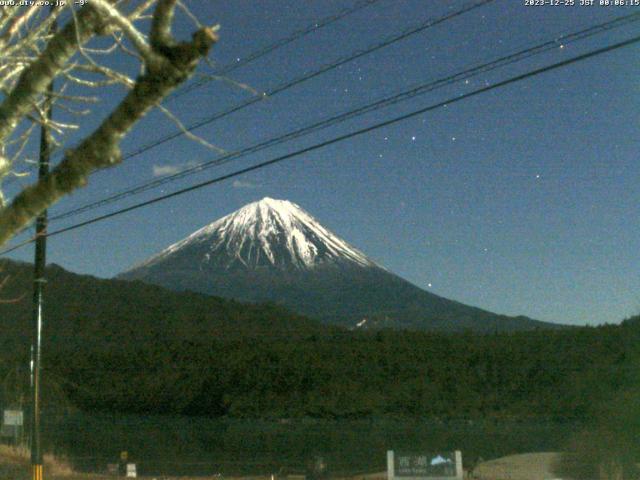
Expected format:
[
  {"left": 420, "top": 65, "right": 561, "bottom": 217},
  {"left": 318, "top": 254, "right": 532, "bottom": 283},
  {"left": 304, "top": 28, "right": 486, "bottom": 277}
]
[
  {"left": 152, "top": 164, "right": 182, "bottom": 177},
  {"left": 152, "top": 161, "right": 198, "bottom": 177},
  {"left": 232, "top": 179, "right": 258, "bottom": 189}
]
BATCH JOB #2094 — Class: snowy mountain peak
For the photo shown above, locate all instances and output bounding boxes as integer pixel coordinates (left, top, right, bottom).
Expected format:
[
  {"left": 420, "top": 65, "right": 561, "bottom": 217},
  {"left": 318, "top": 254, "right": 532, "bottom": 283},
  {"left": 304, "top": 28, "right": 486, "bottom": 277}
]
[
  {"left": 136, "top": 198, "right": 376, "bottom": 271},
  {"left": 119, "top": 198, "right": 553, "bottom": 333}
]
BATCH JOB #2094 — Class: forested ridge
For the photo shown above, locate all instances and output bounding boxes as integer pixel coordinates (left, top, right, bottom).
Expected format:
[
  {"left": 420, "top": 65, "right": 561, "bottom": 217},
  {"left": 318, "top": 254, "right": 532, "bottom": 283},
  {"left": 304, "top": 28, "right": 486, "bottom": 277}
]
[
  {"left": 0, "top": 259, "right": 637, "bottom": 421},
  {"left": 52, "top": 322, "right": 636, "bottom": 419}
]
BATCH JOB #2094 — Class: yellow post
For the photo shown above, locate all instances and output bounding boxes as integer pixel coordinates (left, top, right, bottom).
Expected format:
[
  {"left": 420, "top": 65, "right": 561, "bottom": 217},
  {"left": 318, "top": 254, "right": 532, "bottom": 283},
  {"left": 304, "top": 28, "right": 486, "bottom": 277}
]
[{"left": 32, "top": 464, "right": 43, "bottom": 480}]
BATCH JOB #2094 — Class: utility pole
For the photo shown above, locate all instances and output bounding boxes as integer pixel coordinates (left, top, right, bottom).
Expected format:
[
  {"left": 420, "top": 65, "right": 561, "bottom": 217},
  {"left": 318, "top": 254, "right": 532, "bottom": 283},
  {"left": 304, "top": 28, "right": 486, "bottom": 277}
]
[
  {"left": 30, "top": 9, "right": 56, "bottom": 480},
  {"left": 30, "top": 91, "right": 51, "bottom": 480}
]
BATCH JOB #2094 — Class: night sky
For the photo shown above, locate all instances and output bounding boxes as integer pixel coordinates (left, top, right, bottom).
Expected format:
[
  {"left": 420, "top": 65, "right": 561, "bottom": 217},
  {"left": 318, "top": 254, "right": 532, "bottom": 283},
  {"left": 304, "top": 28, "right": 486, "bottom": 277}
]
[{"left": 3, "top": 0, "right": 640, "bottom": 326}]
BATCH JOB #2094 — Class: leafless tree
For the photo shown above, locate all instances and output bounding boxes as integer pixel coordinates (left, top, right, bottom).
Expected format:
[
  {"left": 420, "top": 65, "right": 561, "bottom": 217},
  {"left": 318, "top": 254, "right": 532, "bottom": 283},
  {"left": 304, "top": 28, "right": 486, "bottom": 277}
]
[{"left": 0, "top": 0, "right": 218, "bottom": 247}]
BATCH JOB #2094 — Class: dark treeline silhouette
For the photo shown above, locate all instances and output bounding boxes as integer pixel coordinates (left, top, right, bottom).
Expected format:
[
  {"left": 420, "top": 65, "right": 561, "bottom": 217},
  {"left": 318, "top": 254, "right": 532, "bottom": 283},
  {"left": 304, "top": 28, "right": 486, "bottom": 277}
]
[{"left": 0, "top": 259, "right": 636, "bottom": 424}]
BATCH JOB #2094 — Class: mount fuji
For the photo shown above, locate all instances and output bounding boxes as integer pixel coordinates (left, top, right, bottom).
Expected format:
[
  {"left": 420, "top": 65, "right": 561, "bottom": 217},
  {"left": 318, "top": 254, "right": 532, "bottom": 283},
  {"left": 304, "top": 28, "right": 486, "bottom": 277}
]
[{"left": 119, "top": 197, "right": 556, "bottom": 332}]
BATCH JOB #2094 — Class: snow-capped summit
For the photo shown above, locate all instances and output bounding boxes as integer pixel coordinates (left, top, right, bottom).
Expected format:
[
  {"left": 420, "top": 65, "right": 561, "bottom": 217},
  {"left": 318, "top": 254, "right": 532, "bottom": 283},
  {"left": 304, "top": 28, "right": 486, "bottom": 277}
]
[
  {"left": 129, "top": 197, "right": 375, "bottom": 272},
  {"left": 120, "top": 198, "right": 554, "bottom": 333}
]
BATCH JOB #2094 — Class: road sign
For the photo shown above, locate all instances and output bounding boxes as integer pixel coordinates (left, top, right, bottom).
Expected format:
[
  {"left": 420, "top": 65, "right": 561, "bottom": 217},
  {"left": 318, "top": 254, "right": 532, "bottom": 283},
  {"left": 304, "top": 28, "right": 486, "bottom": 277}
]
[
  {"left": 387, "top": 450, "right": 463, "bottom": 480},
  {"left": 3, "top": 410, "right": 23, "bottom": 426}
]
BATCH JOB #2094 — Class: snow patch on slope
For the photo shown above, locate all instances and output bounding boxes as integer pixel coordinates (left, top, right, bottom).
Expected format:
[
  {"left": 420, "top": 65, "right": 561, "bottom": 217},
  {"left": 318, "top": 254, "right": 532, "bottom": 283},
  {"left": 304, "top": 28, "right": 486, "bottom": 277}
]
[{"left": 134, "top": 197, "right": 377, "bottom": 271}]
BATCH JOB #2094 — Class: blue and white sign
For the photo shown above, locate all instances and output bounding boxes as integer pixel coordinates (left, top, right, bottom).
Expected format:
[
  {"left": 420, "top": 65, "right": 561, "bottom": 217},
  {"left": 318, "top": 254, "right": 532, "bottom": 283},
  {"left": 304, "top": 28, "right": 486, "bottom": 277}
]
[{"left": 387, "top": 450, "right": 462, "bottom": 480}]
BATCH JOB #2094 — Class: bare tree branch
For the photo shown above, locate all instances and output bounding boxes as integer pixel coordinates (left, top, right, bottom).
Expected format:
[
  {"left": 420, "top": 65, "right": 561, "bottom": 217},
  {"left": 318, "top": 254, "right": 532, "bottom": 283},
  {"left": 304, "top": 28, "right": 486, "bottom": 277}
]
[
  {"left": 91, "top": 0, "right": 159, "bottom": 66},
  {"left": 156, "top": 103, "right": 225, "bottom": 154},
  {"left": 0, "top": 3, "right": 108, "bottom": 146},
  {"left": 150, "top": 0, "right": 177, "bottom": 50},
  {"left": 0, "top": 4, "right": 219, "bottom": 246}
]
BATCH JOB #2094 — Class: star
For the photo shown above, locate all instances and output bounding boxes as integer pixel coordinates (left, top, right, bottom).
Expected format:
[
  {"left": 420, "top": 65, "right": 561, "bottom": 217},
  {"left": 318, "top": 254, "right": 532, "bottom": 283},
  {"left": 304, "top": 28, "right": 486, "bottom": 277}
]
[
  {"left": 411, "top": 136, "right": 416, "bottom": 141},
  {"left": 451, "top": 136, "right": 456, "bottom": 141}
]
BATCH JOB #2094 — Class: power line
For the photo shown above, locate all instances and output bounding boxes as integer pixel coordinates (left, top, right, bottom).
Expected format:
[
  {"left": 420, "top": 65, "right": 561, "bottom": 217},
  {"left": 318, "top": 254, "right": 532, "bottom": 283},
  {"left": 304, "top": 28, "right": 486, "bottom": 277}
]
[
  {"left": 0, "top": 0, "right": 384, "bottom": 189},
  {"left": 1, "top": 33, "right": 637, "bottom": 256},
  {"left": 49, "top": 11, "right": 640, "bottom": 222},
  {"left": 167, "top": 0, "right": 383, "bottom": 101},
  {"left": 5, "top": 0, "right": 493, "bottom": 199},
  {"left": 2, "top": 0, "right": 497, "bottom": 237},
  {"left": 113, "top": 0, "right": 496, "bottom": 161},
  {"left": 12, "top": 0, "right": 490, "bottom": 185}
]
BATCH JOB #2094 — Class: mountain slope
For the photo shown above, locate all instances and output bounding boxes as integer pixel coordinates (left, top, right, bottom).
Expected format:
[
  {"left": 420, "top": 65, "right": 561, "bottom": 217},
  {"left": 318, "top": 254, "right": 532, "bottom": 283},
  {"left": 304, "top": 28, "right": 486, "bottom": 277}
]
[
  {"left": 0, "top": 259, "right": 327, "bottom": 351},
  {"left": 0, "top": 260, "right": 621, "bottom": 423},
  {"left": 131, "top": 197, "right": 375, "bottom": 272},
  {"left": 120, "top": 197, "right": 558, "bottom": 332}
]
